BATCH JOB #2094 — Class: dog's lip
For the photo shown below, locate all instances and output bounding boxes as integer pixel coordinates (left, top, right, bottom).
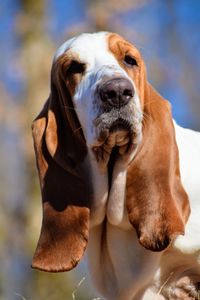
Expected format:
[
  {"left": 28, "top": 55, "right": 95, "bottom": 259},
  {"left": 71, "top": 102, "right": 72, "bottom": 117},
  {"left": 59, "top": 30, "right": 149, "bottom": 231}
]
[
  {"left": 92, "top": 119, "right": 133, "bottom": 148},
  {"left": 109, "top": 118, "right": 132, "bottom": 132},
  {"left": 93, "top": 117, "right": 132, "bottom": 131}
]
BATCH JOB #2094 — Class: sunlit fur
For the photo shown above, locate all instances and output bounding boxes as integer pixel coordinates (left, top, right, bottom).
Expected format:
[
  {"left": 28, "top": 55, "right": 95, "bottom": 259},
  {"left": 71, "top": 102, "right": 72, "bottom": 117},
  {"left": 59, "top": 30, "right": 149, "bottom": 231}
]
[{"left": 42, "top": 32, "right": 200, "bottom": 299}]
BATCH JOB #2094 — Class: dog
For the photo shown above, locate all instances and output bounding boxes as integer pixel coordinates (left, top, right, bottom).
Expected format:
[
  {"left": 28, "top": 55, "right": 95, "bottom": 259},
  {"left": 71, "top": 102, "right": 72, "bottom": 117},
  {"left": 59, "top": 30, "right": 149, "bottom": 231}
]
[{"left": 32, "top": 32, "right": 200, "bottom": 300}]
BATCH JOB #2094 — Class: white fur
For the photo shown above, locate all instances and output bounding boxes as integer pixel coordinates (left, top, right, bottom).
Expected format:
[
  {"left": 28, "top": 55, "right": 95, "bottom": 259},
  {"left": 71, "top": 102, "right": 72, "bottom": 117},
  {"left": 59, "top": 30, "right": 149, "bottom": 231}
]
[
  {"left": 106, "top": 165, "right": 128, "bottom": 226},
  {"left": 87, "top": 148, "right": 108, "bottom": 227},
  {"left": 54, "top": 33, "right": 200, "bottom": 300},
  {"left": 173, "top": 122, "right": 200, "bottom": 253}
]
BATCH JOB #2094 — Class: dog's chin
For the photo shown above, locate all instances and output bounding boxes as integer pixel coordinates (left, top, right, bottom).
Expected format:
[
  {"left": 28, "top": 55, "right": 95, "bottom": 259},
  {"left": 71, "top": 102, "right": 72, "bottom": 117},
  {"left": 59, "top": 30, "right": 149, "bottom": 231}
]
[{"left": 91, "top": 119, "right": 136, "bottom": 169}]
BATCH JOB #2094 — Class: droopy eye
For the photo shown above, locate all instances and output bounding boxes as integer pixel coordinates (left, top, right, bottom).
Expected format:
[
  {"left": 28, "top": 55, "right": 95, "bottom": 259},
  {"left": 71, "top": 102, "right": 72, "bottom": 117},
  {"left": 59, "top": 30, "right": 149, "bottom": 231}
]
[
  {"left": 124, "top": 55, "right": 138, "bottom": 67},
  {"left": 67, "top": 60, "right": 85, "bottom": 75}
]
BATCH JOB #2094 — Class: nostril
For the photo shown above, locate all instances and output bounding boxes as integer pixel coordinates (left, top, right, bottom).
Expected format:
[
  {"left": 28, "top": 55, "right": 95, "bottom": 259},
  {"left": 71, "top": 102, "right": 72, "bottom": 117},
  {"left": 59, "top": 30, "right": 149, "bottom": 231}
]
[
  {"left": 100, "top": 90, "right": 117, "bottom": 102},
  {"left": 123, "top": 89, "right": 133, "bottom": 97},
  {"left": 107, "top": 90, "right": 117, "bottom": 100},
  {"left": 121, "top": 88, "right": 134, "bottom": 105}
]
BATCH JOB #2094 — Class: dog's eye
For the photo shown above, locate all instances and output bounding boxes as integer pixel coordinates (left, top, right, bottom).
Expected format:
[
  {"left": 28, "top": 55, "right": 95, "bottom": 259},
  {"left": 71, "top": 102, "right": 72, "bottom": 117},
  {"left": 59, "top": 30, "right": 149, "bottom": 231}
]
[
  {"left": 67, "top": 61, "right": 85, "bottom": 75},
  {"left": 124, "top": 55, "right": 138, "bottom": 67}
]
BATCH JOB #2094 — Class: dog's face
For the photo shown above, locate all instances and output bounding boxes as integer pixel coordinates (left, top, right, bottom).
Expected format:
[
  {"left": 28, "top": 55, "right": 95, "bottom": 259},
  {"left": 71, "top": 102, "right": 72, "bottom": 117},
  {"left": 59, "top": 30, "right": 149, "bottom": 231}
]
[{"left": 54, "top": 32, "right": 144, "bottom": 167}]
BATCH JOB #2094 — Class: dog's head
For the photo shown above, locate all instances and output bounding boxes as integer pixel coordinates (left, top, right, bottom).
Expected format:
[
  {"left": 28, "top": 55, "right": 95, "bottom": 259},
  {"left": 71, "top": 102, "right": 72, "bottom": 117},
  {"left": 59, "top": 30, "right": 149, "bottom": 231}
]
[
  {"left": 32, "top": 32, "right": 190, "bottom": 272},
  {"left": 53, "top": 32, "right": 145, "bottom": 168}
]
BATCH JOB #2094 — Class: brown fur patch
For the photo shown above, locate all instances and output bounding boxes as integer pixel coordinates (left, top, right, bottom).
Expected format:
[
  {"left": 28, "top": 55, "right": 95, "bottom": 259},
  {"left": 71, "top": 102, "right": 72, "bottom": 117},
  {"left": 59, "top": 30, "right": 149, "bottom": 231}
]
[{"left": 108, "top": 33, "right": 146, "bottom": 107}]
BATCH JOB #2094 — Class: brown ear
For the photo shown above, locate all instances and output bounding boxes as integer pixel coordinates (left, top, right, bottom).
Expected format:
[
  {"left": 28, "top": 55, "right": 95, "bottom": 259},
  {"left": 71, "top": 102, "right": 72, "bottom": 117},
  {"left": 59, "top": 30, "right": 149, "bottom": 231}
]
[
  {"left": 126, "top": 84, "right": 190, "bottom": 252},
  {"left": 31, "top": 61, "right": 90, "bottom": 272}
]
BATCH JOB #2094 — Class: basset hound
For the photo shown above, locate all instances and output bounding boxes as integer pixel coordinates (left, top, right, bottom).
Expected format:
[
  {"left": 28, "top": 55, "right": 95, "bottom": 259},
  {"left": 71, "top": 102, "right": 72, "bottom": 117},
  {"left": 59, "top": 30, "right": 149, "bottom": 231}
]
[{"left": 32, "top": 32, "right": 200, "bottom": 300}]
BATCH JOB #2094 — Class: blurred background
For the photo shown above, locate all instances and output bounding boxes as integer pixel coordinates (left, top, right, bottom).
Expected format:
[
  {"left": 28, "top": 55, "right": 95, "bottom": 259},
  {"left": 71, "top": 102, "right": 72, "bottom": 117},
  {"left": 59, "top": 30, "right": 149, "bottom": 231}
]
[{"left": 0, "top": 0, "right": 200, "bottom": 299}]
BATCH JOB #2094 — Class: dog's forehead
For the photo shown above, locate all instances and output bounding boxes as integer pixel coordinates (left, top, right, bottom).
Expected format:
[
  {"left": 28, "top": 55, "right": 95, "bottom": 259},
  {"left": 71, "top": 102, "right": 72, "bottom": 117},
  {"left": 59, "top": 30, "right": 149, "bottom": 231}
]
[{"left": 54, "top": 32, "right": 124, "bottom": 66}]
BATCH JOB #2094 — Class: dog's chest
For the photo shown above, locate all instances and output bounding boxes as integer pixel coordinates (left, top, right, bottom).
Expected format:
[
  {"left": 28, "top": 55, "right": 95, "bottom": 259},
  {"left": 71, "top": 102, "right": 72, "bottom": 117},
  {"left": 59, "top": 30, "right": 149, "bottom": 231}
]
[{"left": 86, "top": 151, "right": 162, "bottom": 299}]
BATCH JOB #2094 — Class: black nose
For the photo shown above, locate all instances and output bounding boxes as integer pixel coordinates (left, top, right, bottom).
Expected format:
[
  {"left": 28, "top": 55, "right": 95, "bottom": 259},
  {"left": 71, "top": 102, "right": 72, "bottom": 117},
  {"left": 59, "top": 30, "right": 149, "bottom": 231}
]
[{"left": 99, "top": 78, "right": 134, "bottom": 108}]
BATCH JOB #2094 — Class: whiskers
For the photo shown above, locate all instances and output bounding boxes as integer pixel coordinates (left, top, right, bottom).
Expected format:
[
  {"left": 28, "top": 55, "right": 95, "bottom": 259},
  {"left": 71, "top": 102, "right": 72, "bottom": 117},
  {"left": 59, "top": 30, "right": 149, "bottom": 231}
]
[
  {"left": 132, "top": 102, "right": 152, "bottom": 129},
  {"left": 142, "top": 111, "right": 152, "bottom": 129}
]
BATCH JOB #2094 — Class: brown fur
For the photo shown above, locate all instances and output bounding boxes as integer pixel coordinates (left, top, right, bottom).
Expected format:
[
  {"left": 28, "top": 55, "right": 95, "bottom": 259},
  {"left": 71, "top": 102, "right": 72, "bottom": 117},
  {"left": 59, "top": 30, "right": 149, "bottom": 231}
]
[
  {"left": 109, "top": 33, "right": 190, "bottom": 251},
  {"left": 32, "top": 55, "right": 91, "bottom": 272}
]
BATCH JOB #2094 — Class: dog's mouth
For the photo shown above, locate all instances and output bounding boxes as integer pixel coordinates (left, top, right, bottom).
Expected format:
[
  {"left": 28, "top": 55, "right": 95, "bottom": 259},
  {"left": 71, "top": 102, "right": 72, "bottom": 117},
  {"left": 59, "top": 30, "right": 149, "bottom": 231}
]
[
  {"left": 98, "top": 119, "right": 132, "bottom": 145},
  {"left": 92, "top": 117, "right": 136, "bottom": 169}
]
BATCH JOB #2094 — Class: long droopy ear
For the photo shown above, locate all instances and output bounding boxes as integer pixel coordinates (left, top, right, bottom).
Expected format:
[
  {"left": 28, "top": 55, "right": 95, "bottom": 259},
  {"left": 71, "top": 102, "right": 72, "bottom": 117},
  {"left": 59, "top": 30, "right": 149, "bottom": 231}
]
[
  {"left": 31, "top": 58, "right": 90, "bottom": 272},
  {"left": 126, "top": 84, "right": 190, "bottom": 252}
]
